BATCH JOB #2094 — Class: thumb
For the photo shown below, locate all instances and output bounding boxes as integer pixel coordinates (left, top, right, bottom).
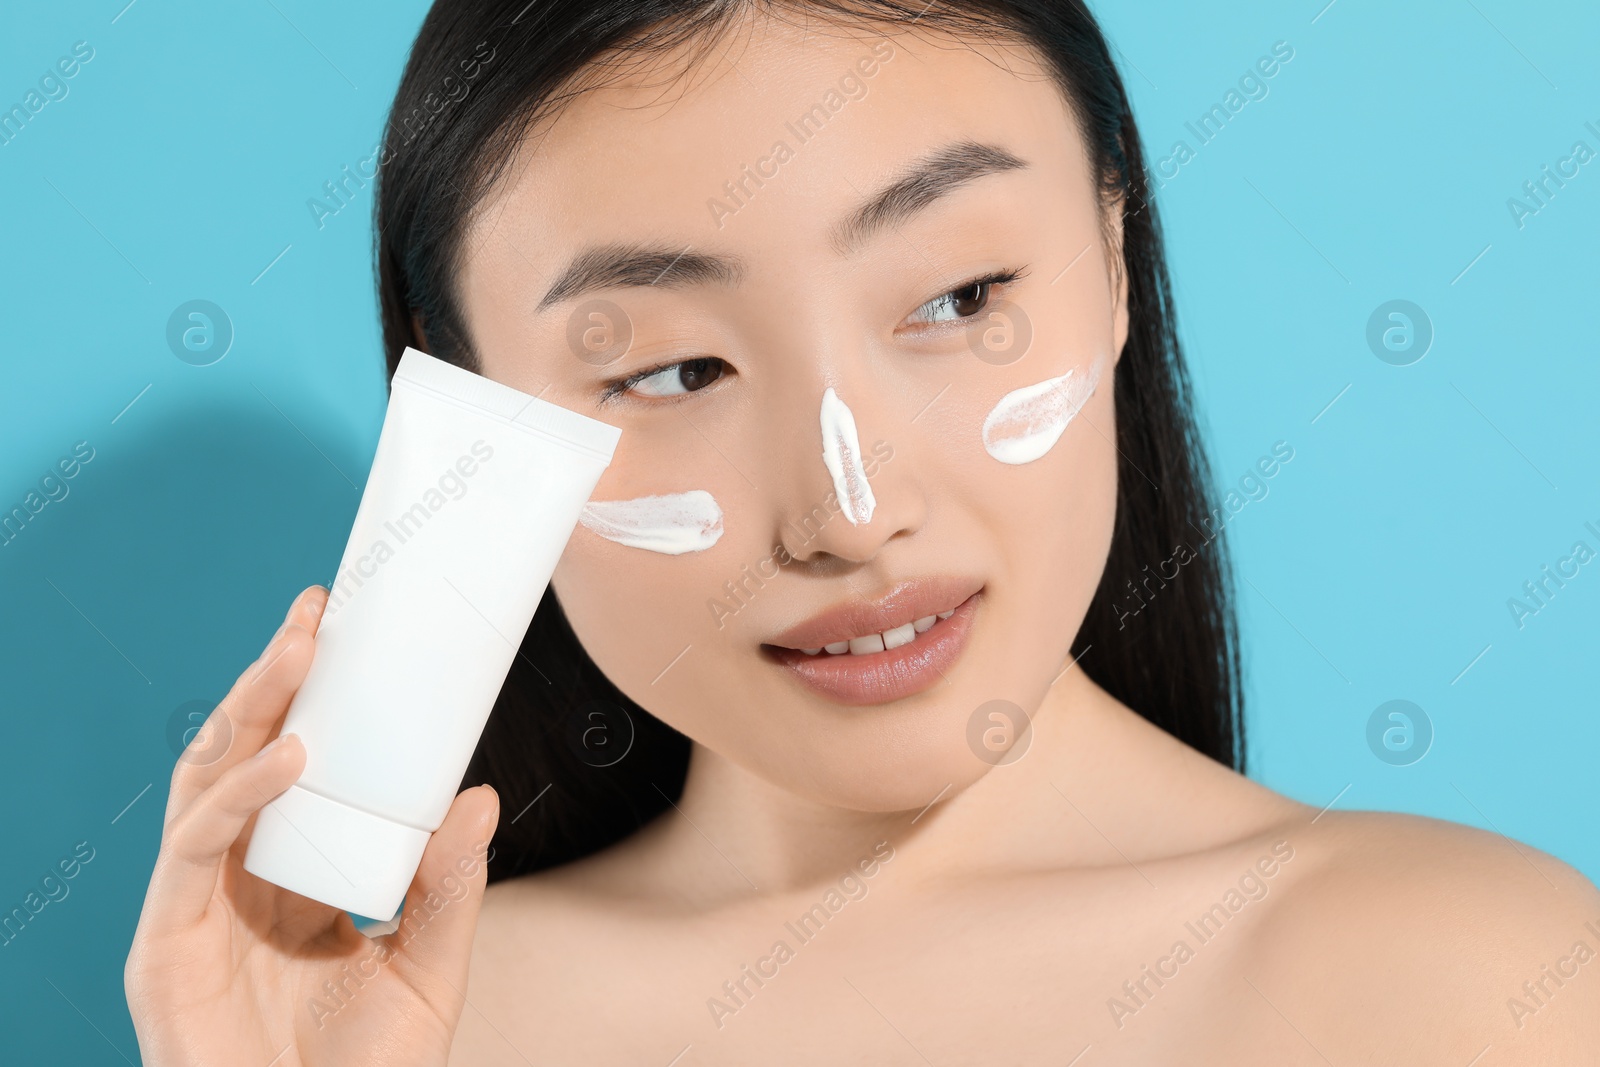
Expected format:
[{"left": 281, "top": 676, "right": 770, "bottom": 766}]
[{"left": 379, "top": 784, "right": 500, "bottom": 984}]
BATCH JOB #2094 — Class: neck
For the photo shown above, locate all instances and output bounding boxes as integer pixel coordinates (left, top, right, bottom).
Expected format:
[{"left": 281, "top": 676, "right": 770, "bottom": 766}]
[{"left": 658, "top": 664, "right": 1164, "bottom": 898}]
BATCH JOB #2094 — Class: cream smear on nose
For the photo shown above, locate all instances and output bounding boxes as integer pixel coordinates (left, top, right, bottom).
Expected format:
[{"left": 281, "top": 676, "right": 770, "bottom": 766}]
[
  {"left": 981, "top": 356, "right": 1104, "bottom": 465},
  {"left": 820, "top": 387, "right": 877, "bottom": 525},
  {"left": 579, "top": 490, "right": 724, "bottom": 554}
]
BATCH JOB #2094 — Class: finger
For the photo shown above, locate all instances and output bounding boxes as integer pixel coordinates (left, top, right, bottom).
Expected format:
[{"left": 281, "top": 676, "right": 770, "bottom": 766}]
[
  {"left": 166, "top": 586, "right": 327, "bottom": 819},
  {"left": 272, "top": 583, "right": 329, "bottom": 641},
  {"left": 379, "top": 785, "right": 500, "bottom": 988},
  {"left": 144, "top": 733, "right": 307, "bottom": 930},
  {"left": 164, "top": 622, "right": 311, "bottom": 821}
]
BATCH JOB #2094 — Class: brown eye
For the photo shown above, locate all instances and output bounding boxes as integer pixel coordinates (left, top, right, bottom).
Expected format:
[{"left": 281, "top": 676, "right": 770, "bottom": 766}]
[
  {"left": 630, "top": 356, "right": 727, "bottom": 398},
  {"left": 950, "top": 281, "right": 990, "bottom": 317},
  {"left": 907, "top": 272, "right": 1018, "bottom": 326}
]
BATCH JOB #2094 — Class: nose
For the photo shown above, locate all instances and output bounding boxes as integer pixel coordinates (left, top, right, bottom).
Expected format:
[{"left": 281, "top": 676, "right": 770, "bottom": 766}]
[{"left": 774, "top": 375, "right": 924, "bottom": 565}]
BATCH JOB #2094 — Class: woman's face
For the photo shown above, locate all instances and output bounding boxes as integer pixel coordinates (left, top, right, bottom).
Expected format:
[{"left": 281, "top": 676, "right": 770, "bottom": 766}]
[{"left": 456, "top": 17, "right": 1127, "bottom": 812}]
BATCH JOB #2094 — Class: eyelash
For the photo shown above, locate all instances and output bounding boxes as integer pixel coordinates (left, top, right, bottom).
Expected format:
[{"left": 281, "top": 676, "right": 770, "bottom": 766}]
[
  {"left": 598, "top": 357, "right": 720, "bottom": 407},
  {"left": 904, "top": 267, "right": 1025, "bottom": 327},
  {"left": 596, "top": 265, "right": 1028, "bottom": 405}
]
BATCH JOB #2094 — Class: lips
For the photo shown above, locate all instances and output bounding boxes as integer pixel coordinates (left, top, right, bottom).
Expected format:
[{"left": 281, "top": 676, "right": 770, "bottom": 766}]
[
  {"left": 761, "top": 577, "right": 984, "bottom": 706},
  {"left": 764, "top": 575, "right": 983, "bottom": 651}
]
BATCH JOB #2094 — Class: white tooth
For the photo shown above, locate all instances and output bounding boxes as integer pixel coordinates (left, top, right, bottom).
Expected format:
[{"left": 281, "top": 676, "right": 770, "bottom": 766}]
[
  {"left": 848, "top": 633, "right": 886, "bottom": 655},
  {"left": 801, "top": 648, "right": 822, "bottom": 655},
  {"left": 882, "top": 622, "right": 915, "bottom": 650},
  {"left": 912, "top": 615, "right": 936, "bottom": 633},
  {"left": 936, "top": 609, "right": 954, "bottom": 620},
  {"left": 824, "top": 641, "right": 850, "bottom": 654}
]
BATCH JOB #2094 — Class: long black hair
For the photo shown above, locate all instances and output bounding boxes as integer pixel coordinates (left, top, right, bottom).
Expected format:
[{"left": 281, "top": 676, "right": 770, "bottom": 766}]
[{"left": 373, "top": 0, "right": 1243, "bottom": 882}]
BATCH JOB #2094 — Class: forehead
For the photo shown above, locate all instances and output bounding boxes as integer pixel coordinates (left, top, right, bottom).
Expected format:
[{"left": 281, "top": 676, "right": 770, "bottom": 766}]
[{"left": 459, "top": 17, "right": 1091, "bottom": 317}]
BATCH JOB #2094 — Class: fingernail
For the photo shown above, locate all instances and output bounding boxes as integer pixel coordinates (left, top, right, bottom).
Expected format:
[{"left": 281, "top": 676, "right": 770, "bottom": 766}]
[
  {"left": 480, "top": 786, "right": 500, "bottom": 832},
  {"left": 253, "top": 733, "right": 296, "bottom": 762}
]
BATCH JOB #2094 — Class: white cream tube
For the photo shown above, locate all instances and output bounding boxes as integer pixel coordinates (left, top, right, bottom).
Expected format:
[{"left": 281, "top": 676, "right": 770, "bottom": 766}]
[{"left": 242, "top": 347, "right": 620, "bottom": 919}]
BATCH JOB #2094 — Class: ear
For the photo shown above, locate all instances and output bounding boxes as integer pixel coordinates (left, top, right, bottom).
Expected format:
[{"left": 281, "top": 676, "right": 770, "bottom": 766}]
[
  {"left": 1106, "top": 197, "right": 1130, "bottom": 367},
  {"left": 409, "top": 310, "right": 430, "bottom": 351}
]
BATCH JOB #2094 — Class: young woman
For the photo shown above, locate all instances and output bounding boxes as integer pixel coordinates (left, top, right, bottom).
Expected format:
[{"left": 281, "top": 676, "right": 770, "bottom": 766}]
[{"left": 126, "top": 1, "right": 1600, "bottom": 1063}]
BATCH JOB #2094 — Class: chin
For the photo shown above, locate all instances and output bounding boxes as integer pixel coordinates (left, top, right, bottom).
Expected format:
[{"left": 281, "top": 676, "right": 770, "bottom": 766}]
[{"left": 743, "top": 699, "right": 1022, "bottom": 814}]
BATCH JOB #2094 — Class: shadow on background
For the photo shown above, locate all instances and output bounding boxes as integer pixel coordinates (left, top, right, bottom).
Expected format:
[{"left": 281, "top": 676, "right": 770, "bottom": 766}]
[{"left": 0, "top": 405, "right": 366, "bottom": 1064}]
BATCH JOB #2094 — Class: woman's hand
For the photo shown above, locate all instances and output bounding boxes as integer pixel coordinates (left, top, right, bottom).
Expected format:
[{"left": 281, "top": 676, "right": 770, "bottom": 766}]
[{"left": 125, "top": 586, "right": 500, "bottom": 1067}]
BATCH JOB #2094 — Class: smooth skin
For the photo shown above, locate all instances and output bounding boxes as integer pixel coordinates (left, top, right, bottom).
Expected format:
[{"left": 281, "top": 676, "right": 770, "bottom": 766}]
[{"left": 128, "top": 12, "right": 1600, "bottom": 1067}]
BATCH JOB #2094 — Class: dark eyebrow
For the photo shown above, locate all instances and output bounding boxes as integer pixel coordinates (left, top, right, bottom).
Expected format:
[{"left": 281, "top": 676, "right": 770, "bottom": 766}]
[
  {"left": 831, "top": 140, "right": 1029, "bottom": 254},
  {"left": 536, "top": 243, "right": 744, "bottom": 312},
  {"left": 535, "top": 141, "right": 1025, "bottom": 311}
]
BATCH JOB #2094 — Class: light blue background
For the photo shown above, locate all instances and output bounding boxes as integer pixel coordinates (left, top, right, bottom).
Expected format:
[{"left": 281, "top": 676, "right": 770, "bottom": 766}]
[{"left": 1, "top": 0, "right": 1595, "bottom": 1060}]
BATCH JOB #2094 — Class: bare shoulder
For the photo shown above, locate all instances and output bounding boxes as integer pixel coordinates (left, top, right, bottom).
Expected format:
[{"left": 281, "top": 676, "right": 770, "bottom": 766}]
[
  {"left": 471, "top": 824, "right": 675, "bottom": 971},
  {"left": 1240, "top": 806, "right": 1600, "bottom": 1062},
  {"left": 451, "top": 828, "right": 677, "bottom": 1065}
]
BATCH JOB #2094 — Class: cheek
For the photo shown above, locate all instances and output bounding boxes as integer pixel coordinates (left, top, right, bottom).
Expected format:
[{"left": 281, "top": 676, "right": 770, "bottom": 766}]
[
  {"left": 944, "top": 332, "right": 1115, "bottom": 528},
  {"left": 1005, "top": 372, "right": 1118, "bottom": 573},
  {"left": 549, "top": 472, "right": 774, "bottom": 730},
  {"left": 980, "top": 352, "right": 1107, "bottom": 466},
  {"left": 551, "top": 535, "right": 719, "bottom": 723},
  {"left": 549, "top": 413, "right": 748, "bottom": 683},
  {"left": 936, "top": 369, "right": 1118, "bottom": 658},
  {"left": 1045, "top": 384, "right": 1120, "bottom": 606}
]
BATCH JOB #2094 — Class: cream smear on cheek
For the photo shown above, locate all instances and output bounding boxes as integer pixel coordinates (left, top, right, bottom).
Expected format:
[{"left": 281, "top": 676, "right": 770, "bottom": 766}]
[
  {"left": 578, "top": 490, "right": 724, "bottom": 555},
  {"left": 820, "top": 387, "right": 877, "bottom": 525},
  {"left": 981, "top": 355, "right": 1106, "bottom": 465}
]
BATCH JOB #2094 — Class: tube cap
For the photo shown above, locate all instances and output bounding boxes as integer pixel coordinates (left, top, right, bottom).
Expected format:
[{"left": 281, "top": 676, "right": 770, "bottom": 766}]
[{"left": 242, "top": 784, "right": 432, "bottom": 921}]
